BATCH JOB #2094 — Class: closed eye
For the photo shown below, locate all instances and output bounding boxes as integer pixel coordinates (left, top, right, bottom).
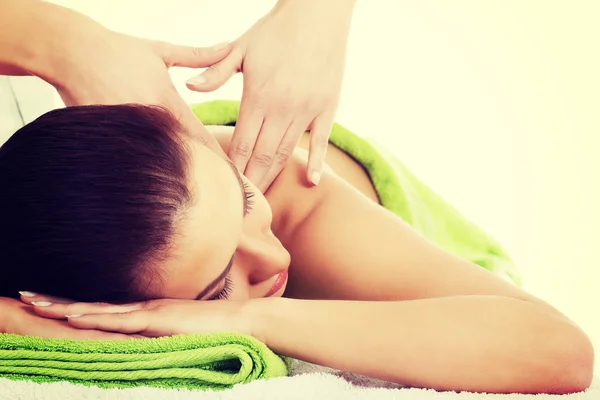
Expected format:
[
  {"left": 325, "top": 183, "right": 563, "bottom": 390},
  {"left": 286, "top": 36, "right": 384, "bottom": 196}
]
[
  {"left": 243, "top": 180, "right": 255, "bottom": 215},
  {"left": 208, "top": 275, "right": 234, "bottom": 301}
]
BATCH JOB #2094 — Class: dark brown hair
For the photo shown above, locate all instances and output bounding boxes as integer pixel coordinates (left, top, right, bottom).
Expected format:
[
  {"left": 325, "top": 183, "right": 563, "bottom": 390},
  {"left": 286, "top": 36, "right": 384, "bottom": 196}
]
[{"left": 0, "top": 105, "right": 192, "bottom": 302}]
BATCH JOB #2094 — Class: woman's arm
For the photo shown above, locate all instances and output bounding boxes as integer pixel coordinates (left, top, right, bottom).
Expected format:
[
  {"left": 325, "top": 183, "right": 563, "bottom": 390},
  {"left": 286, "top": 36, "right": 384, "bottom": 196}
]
[
  {"left": 264, "top": 152, "right": 595, "bottom": 393},
  {"left": 28, "top": 286, "right": 593, "bottom": 393},
  {"left": 248, "top": 296, "right": 592, "bottom": 394}
]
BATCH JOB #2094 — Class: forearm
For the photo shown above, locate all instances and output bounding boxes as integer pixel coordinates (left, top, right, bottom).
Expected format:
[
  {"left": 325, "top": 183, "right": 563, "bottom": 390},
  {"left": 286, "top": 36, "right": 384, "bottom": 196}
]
[
  {"left": 249, "top": 295, "right": 594, "bottom": 394},
  {"left": 273, "top": 0, "right": 357, "bottom": 31},
  {"left": 0, "top": 0, "right": 106, "bottom": 84}
]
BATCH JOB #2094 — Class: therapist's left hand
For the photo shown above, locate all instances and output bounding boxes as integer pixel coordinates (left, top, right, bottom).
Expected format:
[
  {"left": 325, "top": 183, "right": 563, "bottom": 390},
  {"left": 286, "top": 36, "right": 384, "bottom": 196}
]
[{"left": 185, "top": 0, "right": 356, "bottom": 192}]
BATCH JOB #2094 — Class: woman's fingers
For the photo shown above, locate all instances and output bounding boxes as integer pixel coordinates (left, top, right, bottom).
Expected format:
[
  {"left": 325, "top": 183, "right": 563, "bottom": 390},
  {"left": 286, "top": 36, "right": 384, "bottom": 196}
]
[
  {"left": 257, "top": 119, "right": 310, "bottom": 191},
  {"left": 19, "top": 291, "right": 75, "bottom": 305},
  {"left": 185, "top": 49, "right": 242, "bottom": 92},
  {"left": 31, "top": 301, "right": 146, "bottom": 320},
  {"left": 242, "top": 117, "right": 292, "bottom": 189},
  {"left": 174, "top": 99, "right": 227, "bottom": 158},
  {"left": 306, "top": 115, "right": 334, "bottom": 185},
  {"left": 229, "top": 100, "right": 264, "bottom": 174},
  {"left": 62, "top": 326, "right": 134, "bottom": 341},
  {"left": 156, "top": 40, "right": 232, "bottom": 69},
  {"left": 67, "top": 311, "right": 155, "bottom": 336}
]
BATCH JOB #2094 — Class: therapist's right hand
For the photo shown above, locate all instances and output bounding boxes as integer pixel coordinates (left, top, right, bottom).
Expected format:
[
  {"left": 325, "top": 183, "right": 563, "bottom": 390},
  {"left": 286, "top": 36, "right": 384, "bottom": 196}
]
[{"left": 52, "top": 30, "right": 230, "bottom": 156}]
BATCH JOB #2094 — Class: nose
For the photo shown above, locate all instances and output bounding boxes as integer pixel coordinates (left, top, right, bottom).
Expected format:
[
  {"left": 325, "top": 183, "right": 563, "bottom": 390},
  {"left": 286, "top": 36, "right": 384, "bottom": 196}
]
[{"left": 236, "top": 232, "right": 290, "bottom": 284}]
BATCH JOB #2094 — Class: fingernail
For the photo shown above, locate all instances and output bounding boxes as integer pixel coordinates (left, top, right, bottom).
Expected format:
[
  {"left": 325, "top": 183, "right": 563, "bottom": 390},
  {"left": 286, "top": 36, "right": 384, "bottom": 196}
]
[
  {"left": 19, "top": 291, "right": 37, "bottom": 297},
  {"left": 66, "top": 314, "right": 82, "bottom": 318},
  {"left": 186, "top": 75, "right": 206, "bottom": 86},
  {"left": 213, "top": 41, "right": 229, "bottom": 51},
  {"left": 310, "top": 171, "right": 321, "bottom": 185},
  {"left": 31, "top": 301, "right": 52, "bottom": 307}
]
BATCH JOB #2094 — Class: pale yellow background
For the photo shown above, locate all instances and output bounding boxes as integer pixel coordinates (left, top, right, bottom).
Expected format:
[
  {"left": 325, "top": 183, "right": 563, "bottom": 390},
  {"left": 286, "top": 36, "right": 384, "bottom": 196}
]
[{"left": 21, "top": 0, "right": 600, "bottom": 371}]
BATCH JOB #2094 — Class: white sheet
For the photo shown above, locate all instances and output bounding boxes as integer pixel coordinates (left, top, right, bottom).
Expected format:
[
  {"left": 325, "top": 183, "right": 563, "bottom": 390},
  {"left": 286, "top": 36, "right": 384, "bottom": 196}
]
[{"left": 1, "top": 364, "right": 597, "bottom": 400}]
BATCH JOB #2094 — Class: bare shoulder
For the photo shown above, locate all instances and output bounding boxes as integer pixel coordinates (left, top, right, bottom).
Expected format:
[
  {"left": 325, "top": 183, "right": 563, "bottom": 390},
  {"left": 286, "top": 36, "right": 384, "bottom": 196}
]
[{"left": 207, "top": 125, "right": 378, "bottom": 235}]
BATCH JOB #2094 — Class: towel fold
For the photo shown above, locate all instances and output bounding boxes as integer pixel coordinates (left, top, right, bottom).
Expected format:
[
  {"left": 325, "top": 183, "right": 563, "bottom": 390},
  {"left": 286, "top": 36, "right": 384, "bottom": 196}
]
[{"left": 0, "top": 332, "right": 288, "bottom": 390}]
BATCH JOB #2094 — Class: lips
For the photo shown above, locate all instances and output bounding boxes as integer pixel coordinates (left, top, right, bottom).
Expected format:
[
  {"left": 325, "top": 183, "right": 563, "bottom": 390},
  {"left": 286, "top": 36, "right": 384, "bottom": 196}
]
[{"left": 265, "top": 270, "right": 288, "bottom": 297}]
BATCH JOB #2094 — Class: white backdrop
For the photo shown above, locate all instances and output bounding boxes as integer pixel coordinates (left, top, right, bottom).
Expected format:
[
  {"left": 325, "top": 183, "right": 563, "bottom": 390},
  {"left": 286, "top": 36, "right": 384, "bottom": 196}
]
[{"left": 18, "top": 0, "right": 600, "bottom": 370}]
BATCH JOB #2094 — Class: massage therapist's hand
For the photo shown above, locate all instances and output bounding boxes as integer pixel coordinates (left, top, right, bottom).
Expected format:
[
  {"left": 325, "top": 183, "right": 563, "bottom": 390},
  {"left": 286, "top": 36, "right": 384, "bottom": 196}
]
[
  {"left": 23, "top": 297, "right": 261, "bottom": 341},
  {"left": 0, "top": 296, "right": 130, "bottom": 340},
  {"left": 186, "top": 0, "right": 356, "bottom": 191},
  {"left": 2, "top": 0, "right": 229, "bottom": 154},
  {"left": 52, "top": 29, "right": 230, "bottom": 156}
]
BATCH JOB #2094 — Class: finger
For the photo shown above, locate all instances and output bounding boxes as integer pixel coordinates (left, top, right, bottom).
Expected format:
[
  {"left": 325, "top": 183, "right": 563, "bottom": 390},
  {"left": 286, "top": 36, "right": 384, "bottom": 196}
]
[
  {"left": 185, "top": 50, "right": 242, "bottom": 92},
  {"left": 19, "top": 291, "right": 75, "bottom": 305},
  {"left": 157, "top": 41, "right": 232, "bottom": 68},
  {"left": 243, "top": 117, "right": 290, "bottom": 188},
  {"left": 257, "top": 119, "right": 310, "bottom": 192},
  {"left": 31, "top": 301, "right": 145, "bottom": 320},
  {"left": 58, "top": 327, "right": 133, "bottom": 341},
  {"left": 67, "top": 311, "right": 154, "bottom": 335},
  {"left": 171, "top": 98, "right": 226, "bottom": 158},
  {"left": 228, "top": 98, "right": 265, "bottom": 173},
  {"left": 306, "top": 115, "right": 334, "bottom": 186},
  {"left": 32, "top": 323, "right": 132, "bottom": 341}
]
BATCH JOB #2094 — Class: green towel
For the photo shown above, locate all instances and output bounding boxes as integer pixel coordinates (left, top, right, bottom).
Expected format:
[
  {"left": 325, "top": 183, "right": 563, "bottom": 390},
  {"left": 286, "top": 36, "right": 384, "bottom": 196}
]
[
  {"left": 192, "top": 100, "right": 521, "bottom": 286},
  {"left": 0, "top": 332, "right": 288, "bottom": 390}
]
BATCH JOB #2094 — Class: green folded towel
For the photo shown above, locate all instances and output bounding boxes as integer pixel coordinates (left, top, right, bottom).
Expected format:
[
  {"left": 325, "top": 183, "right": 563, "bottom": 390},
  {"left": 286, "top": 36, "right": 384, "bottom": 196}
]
[
  {"left": 192, "top": 100, "right": 521, "bottom": 286},
  {"left": 0, "top": 332, "right": 288, "bottom": 390}
]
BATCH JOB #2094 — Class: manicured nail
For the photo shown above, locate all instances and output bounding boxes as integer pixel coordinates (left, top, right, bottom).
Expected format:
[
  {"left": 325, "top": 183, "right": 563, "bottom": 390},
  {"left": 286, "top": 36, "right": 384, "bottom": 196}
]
[
  {"left": 66, "top": 314, "right": 82, "bottom": 318},
  {"left": 31, "top": 301, "right": 52, "bottom": 307},
  {"left": 186, "top": 76, "right": 206, "bottom": 86},
  {"left": 310, "top": 171, "right": 321, "bottom": 185},
  {"left": 213, "top": 42, "right": 229, "bottom": 51},
  {"left": 19, "top": 291, "right": 37, "bottom": 297}
]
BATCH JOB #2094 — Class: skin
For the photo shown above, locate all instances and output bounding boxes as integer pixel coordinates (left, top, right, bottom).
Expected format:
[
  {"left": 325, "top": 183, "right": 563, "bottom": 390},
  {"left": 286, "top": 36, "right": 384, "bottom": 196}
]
[
  {"left": 1, "top": 0, "right": 355, "bottom": 189},
  {"left": 0, "top": 0, "right": 230, "bottom": 157},
  {"left": 188, "top": 0, "right": 356, "bottom": 190},
  {"left": 12, "top": 126, "right": 595, "bottom": 394}
]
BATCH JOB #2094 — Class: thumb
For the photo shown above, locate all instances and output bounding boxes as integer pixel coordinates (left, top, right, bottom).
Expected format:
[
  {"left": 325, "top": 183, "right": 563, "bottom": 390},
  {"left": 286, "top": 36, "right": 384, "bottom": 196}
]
[
  {"left": 157, "top": 41, "right": 232, "bottom": 68},
  {"left": 178, "top": 107, "right": 227, "bottom": 158},
  {"left": 185, "top": 51, "right": 241, "bottom": 92}
]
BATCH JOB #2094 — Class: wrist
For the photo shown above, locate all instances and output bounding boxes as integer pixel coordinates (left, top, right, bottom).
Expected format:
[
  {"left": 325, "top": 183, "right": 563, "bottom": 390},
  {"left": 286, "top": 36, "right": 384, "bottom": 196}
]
[
  {"left": 240, "top": 297, "right": 288, "bottom": 346},
  {"left": 274, "top": 0, "right": 356, "bottom": 20},
  {"left": 0, "top": 297, "right": 18, "bottom": 334}
]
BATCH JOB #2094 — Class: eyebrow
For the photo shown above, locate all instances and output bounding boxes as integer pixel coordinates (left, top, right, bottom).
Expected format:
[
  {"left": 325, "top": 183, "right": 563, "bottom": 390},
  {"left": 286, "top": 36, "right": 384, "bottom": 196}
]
[{"left": 194, "top": 160, "right": 246, "bottom": 300}]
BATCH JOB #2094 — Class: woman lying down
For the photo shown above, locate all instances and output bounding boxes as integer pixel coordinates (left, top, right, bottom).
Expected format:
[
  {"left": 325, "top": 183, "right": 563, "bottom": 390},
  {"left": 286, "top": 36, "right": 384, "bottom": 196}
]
[{"left": 0, "top": 105, "right": 594, "bottom": 394}]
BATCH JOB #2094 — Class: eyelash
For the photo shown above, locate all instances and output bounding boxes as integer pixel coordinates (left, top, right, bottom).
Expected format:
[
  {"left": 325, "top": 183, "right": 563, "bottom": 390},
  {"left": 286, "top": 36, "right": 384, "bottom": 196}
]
[
  {"left": 208, "top": 178, "right": 253, "bottom": 301},
  {"left": 243, "top": 180, "right": 255, "bottom": 215},
  {"left": 209, "top": 275, "right": 234, "bottom": 301}
]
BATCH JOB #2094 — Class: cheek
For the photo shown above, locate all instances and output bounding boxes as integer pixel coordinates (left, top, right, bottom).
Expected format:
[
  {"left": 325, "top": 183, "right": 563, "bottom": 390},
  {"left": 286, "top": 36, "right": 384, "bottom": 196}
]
[
  {"left": 258, "top": 195, "right": 273, "bottom": 222},
  {"left": 248, "top": 190, "right": 273, "bottom": 228},
  {"left": 228, "top": 269, "right": 252, "bottom": 301}
]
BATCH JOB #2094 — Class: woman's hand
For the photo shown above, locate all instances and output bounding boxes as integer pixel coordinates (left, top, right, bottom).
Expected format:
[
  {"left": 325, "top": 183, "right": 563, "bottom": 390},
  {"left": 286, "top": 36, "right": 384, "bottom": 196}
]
[
  {"left": 0, "top": 295, "right": 130, "bottom": 340},
  {"left": 186, "top": 0, "right": 356, "bottom": 191},
  {"left": 51, "top": 29, "right": 230, "bottom": 157},
  {"left": 21, "top": 294, "right": 259, "bottom": 340},
  {"left": 3, "top": 0, "right": 229, "bottom": 154}
]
